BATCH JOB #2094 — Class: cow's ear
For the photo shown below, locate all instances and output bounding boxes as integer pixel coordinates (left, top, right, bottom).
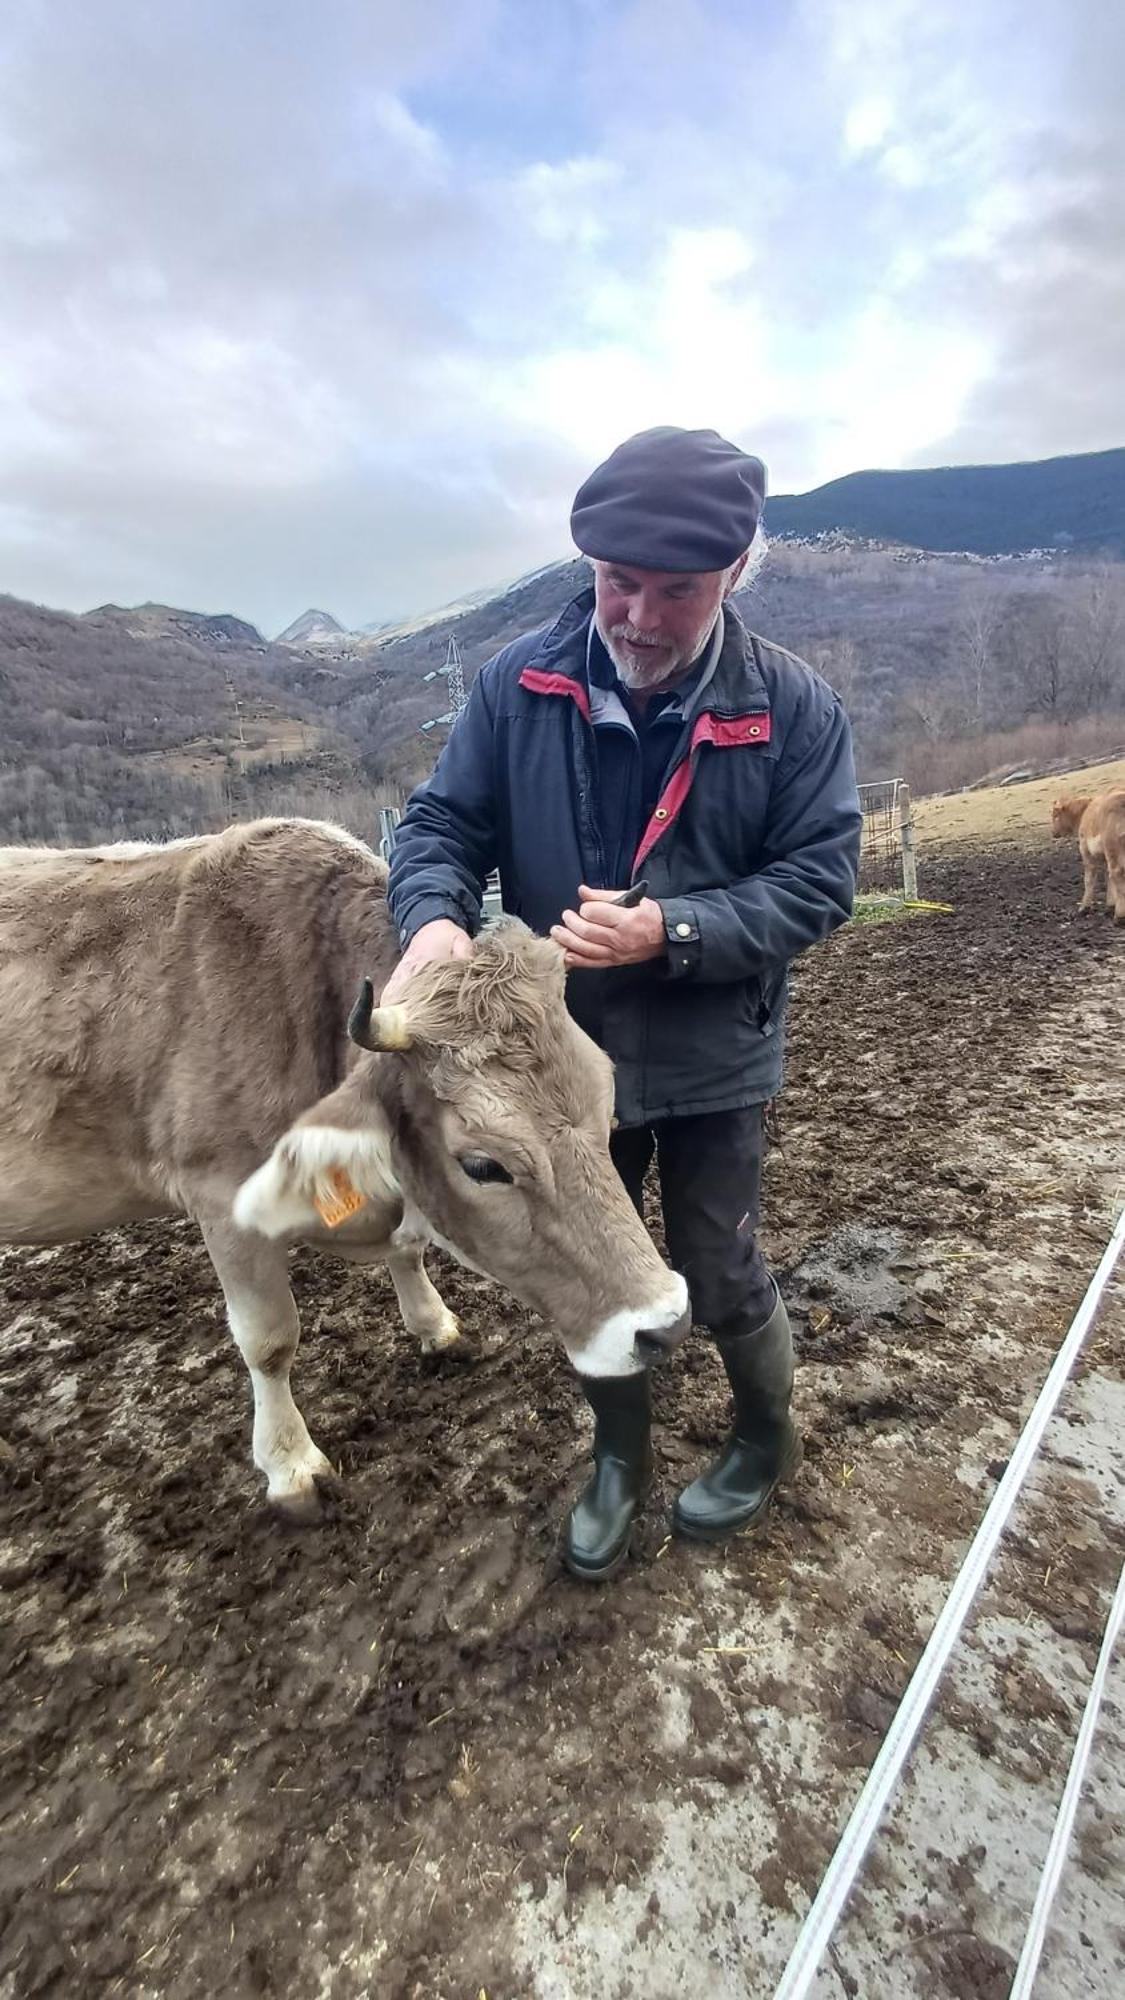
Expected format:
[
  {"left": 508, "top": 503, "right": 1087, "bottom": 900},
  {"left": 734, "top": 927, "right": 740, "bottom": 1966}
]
[
  {"left": 233, "top": 1120, "right": 398, "bottom": 1238},
  {"left": 348, "top": 979, "right": 414, "bottom": 1053}
]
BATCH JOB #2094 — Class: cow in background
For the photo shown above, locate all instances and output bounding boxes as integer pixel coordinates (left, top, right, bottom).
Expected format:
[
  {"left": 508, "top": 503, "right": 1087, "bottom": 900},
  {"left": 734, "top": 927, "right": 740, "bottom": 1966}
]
[
  {"left": 1051, "top": 789, "right": 1125, "bottom": 923},
  {"left": 0, "top": 820, "right": 688, "bottom": 1516}
]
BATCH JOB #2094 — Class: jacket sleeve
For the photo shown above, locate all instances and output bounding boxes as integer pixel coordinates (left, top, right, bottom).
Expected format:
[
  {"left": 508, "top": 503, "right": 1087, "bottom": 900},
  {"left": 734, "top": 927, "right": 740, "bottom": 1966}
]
[
  {"left": 386, "top": 663, "right": 501, "bottom": 947},
  {"left": 658, "top": 692, "right": 862, "bottom": 983}
]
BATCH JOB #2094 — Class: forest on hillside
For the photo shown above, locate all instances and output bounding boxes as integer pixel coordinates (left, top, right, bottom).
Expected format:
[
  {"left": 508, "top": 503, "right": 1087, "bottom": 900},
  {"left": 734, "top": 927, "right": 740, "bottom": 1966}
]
[
  {"left": 748, "top": 542, "right": 1125, "bottom": 792},
  {"left": 2, "top": 544, "right": 1123, "bottom": 846},
  {"left": 0, "top": 597, "right": 369, "bottom": 845}
]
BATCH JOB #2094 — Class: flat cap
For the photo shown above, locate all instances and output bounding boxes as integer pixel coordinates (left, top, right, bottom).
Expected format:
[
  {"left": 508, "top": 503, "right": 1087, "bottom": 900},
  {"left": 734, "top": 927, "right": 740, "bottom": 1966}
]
[{"left": 570, "top": 426, "right": 766, "bottom": 572}]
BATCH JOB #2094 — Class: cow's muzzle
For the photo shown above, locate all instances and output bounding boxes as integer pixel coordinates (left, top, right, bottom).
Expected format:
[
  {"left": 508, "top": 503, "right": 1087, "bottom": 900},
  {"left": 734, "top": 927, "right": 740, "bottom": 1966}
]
[
  {"left": 634, "top": 1303, "right": 693, "bottom": 1368},
  {"left": 568, "top": 1274, "right": 691, "bottom": 1379}
]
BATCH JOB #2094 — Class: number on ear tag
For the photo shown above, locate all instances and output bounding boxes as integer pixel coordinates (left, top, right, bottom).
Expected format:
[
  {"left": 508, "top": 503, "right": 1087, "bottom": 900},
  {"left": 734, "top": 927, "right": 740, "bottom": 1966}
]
[{"left": 313, "top": 1167, "right": 367, "bottom": 1228}]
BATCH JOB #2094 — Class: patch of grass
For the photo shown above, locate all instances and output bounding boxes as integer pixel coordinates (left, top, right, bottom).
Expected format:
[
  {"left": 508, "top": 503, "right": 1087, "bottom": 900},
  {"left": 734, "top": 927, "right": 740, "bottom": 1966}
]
[{"left": 852, "top": 895, "right": 952, "bottom": 926}]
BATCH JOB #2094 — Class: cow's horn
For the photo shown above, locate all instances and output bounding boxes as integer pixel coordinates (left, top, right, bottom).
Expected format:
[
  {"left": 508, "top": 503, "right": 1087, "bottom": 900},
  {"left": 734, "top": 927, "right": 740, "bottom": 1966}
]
[{"left": 348, "top": 979, "right": 414, "bottom": 1052}]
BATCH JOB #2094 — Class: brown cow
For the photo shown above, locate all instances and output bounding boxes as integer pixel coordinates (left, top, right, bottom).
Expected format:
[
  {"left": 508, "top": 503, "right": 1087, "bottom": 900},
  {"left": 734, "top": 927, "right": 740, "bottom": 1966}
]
[
  {"left": 0, "top": 819, "right": 689, "bottom": 1514},
  {"left": 1051, "top": 789, "right": 1125, "bottom": 922}
]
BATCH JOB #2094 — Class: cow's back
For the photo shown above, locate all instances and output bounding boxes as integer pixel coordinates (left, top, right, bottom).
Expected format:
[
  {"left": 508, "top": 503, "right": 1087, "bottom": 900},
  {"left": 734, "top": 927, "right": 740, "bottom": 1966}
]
[
  {"left": 0, "top": 819, "right": 395, "bottom": 1239},
  {"left": 1083, "top": 789, "right": 1125, "bottom": 845}
]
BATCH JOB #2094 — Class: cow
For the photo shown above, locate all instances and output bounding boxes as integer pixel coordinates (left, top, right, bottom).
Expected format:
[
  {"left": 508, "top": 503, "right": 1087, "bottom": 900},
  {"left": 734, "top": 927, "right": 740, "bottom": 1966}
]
[
  {"left": 1051, "top": 789, "right": 1125, "bottom": 923},
  {"left": 0, "top": 818, "right": 689, "bottom": 1516}
]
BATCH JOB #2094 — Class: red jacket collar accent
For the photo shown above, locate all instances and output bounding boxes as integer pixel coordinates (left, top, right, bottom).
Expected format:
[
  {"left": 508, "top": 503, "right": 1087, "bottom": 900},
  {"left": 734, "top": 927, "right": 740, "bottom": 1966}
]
[
  {"left": 519, "top": 666, "right": 770, "bottom": 744},
  {"left": 691, "top": 711, "right": 771, "bottom": 748},
  {"left": 631, "top": 709, "right": 771, "bottom": 872},
  {"left": 518, "top": 666, "right": 591, "bottom": 721}
]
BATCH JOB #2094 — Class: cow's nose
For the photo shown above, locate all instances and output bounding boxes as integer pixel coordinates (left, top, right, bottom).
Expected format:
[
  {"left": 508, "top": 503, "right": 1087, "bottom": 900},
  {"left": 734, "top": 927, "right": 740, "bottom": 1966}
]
[{"left": 635, "top": 1305, "right": 692, "bottom": 1367}]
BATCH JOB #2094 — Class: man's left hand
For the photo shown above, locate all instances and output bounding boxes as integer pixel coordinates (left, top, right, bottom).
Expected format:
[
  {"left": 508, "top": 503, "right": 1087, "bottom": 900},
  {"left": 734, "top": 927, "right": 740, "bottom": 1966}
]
[{"left": 551, "top": 885, "right": 667, "bottom": 969}]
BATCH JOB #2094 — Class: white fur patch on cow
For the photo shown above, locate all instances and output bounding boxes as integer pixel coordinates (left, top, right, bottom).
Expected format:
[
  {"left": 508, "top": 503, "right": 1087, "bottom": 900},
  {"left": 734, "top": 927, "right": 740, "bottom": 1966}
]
[
  {"left": 233, "top": 1124, "right": 399, "bottom": 1239},
  {"left": 564, "top": 1274, "right": 690, "bottom": 1378}
]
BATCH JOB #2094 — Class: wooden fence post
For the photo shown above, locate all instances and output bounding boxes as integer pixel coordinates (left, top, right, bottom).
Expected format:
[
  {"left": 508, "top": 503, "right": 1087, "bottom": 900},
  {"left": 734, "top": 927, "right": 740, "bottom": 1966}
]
[{"left": 897, "top": 782, "right": 918, "bottom": 902}]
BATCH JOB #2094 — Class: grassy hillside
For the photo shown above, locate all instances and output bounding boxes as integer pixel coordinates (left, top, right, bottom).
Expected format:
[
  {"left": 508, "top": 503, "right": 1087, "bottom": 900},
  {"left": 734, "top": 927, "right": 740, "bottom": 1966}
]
[{"left": 915, "top": 754, "right": 1125, "bottom": 849}]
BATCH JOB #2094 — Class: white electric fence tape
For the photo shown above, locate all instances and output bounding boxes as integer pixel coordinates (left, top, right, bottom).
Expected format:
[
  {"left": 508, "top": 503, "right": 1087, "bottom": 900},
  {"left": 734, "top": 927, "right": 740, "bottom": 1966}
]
[
  {"left": 773, "top": 1202, "right": 1125, "bottom": 2000},
  {"left": 1007, "top": 1556, "right": 1125, "bottom": 2000}
]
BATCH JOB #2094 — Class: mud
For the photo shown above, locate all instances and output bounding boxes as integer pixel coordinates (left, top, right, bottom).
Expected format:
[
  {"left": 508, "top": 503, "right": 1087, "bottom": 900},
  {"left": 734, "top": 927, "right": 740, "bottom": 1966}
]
[{"left": 1, "top": 839, "right": 1123, "bottom": 1998}]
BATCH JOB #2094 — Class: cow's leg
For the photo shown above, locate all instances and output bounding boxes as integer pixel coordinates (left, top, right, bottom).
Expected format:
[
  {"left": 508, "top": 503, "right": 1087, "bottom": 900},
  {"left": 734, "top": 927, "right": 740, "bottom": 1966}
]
[
  {"left": 1078, "top": 843, "right": 1100, "bottom": 911},
  {"left": 385, "top": 1240, "right": 463, "bottom": 1354},
  {"left": 1108, "top": 856, "right": 1125, "bottom": 924},
  {"left": 201, "top": 1218, "right": 334, "bottom": 1518}
]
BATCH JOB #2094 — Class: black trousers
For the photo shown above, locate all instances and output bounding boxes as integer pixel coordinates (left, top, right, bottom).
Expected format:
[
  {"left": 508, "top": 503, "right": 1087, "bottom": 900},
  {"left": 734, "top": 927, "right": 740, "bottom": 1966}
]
[{"left": 610, "top": 1106, "right": 776, "bottom": 1337}]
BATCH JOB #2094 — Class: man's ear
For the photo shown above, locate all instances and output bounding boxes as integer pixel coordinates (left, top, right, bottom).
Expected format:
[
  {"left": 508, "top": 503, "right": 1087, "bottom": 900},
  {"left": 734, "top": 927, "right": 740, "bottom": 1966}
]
[{"left": 724, "top": 549, "right": 750, "bottom": 595}]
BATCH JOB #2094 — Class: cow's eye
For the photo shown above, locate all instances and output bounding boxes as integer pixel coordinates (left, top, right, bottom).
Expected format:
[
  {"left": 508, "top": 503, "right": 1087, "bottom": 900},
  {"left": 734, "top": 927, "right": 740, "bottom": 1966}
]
[{"left": 459, "top": 1153, "right": 514, "bottom": 1185}]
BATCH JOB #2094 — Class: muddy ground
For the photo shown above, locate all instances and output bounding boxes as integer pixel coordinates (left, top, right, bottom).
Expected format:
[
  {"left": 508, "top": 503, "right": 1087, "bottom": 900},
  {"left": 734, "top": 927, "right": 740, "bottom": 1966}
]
[{"left": 1, "top": 836, "right": 1123, "bottom": 1999}]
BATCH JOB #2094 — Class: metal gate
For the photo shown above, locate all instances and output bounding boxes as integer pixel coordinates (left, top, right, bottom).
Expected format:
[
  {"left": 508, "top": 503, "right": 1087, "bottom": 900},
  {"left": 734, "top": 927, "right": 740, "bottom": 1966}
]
[{"left": 856, "top": 779, "right": 918, "bottom": 901}]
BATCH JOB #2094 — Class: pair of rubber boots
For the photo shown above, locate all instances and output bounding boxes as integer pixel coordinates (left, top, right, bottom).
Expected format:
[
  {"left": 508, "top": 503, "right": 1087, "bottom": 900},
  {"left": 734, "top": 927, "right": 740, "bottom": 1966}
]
[{"left": 562, "top": 1287, "right": 801, "bottom": 1582}]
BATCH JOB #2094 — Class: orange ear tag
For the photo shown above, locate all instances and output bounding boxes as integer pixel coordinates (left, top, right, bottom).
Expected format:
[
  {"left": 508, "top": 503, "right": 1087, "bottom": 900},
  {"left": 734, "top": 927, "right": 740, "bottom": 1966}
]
[{"left": 313, "top": 1167, "right": 368, "bottom": 1228}]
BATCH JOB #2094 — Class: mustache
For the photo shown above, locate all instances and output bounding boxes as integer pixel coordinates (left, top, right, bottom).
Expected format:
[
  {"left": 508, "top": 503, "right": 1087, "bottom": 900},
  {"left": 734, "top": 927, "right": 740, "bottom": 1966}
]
[{"left": 609, "top": 626, "right": 667, "bottom": 649}]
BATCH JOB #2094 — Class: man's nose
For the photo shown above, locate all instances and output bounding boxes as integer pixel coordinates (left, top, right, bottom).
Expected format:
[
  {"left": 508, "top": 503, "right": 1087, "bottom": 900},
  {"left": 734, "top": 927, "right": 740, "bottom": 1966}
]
[{"left": 628, "top": 593, "right": 661, "bottom": 632}]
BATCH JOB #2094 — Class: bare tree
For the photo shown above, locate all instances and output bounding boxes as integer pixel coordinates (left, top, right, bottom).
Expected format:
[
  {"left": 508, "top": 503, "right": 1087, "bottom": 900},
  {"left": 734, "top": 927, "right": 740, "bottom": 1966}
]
[
  {"left": 953, "top": 592, "right": 1001, "bottom": 731},
  {"left": 1065, "top": 566, "right": 1125, "bottom": 714},
  {"left": 994, "top": 589, "right": 1076, "bottom": 721}
]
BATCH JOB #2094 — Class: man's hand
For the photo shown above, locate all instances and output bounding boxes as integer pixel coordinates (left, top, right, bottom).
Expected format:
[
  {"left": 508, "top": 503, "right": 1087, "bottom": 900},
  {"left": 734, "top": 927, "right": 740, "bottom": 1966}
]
[
  {"left": 551, "top": 885, "right": 667, "bottom": 970},
  {"left": 381, "top": 918, "right": 472, "bottom": 1004}
]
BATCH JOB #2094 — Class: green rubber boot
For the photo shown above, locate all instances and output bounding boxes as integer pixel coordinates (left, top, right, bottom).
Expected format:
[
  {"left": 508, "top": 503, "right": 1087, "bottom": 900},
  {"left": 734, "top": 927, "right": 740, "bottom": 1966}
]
[
  {"left": 563, "top": 1371, "right": 652, "bottom": 1581},
  {"left": 673, "top": 1289, "right": 802, "bottom": 1542}
]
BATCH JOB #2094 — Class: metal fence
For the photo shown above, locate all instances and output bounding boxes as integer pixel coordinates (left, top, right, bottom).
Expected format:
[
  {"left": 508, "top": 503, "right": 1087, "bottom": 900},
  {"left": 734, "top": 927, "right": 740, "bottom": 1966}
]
[
  {"left": 856, "top": 779, "right": 918, "bottom": 900},
  {"left": 382, "top": 793, "right": 916, "bottom": 911}
]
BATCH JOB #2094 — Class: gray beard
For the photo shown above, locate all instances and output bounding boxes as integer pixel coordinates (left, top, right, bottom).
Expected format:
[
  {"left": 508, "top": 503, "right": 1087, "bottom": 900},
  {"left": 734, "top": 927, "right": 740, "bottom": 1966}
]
[{"left": 598, "top": 617, "right": 714, "bottom": 692}]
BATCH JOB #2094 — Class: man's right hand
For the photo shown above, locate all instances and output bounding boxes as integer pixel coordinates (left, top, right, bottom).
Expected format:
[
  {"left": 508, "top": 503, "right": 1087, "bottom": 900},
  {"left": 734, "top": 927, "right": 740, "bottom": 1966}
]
[{"left": 380, "top": 918, "right": 473, "bottom": 1004}]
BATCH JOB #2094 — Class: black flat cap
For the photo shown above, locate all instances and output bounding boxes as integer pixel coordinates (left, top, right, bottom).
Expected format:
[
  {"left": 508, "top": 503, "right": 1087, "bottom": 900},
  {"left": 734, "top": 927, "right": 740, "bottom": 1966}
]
[{"left": 570, "top": 426, "right": 767, "bottom": 572}]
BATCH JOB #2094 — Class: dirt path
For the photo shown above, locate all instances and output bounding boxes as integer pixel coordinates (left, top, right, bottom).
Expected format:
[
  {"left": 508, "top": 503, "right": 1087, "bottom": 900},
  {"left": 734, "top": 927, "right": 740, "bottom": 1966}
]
[{"left": 1, "top": 836, "right": 1122, "bottom": 1999}]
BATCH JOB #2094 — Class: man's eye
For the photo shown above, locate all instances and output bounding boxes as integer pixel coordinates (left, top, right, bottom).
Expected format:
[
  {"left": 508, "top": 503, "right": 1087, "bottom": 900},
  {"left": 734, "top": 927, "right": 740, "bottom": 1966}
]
[{"left": 459, "top": 1154, "right": 514, "bottom": 1185}]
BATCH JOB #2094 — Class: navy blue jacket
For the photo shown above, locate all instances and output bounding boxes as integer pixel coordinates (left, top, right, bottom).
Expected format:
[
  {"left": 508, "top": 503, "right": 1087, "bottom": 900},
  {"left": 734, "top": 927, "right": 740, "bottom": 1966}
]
[{"left": 388, "top": 588, "right": 861, "bottom": 1126}]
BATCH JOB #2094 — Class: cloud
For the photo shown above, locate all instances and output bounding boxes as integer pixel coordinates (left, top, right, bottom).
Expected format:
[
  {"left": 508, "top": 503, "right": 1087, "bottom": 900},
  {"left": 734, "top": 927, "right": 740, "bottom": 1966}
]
[{"left": 0, "top": 0, "right": 1121, "bottom": 631}]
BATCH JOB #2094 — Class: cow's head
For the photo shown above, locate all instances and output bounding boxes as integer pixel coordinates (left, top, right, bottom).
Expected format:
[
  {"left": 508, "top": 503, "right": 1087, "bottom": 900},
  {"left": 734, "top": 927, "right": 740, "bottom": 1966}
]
[
  {"left": 1051, "top": 795, "right": 1089, "bottom": 837},
  {"left": 234, "top": 924, "right": 690, "bottom": 1376}
]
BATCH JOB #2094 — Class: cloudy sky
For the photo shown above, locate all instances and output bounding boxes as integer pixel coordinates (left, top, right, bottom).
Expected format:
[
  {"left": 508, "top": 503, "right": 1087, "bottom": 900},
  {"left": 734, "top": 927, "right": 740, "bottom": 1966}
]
[{"left": 1, "top": 0, "right": 1121, "bottom": 634}]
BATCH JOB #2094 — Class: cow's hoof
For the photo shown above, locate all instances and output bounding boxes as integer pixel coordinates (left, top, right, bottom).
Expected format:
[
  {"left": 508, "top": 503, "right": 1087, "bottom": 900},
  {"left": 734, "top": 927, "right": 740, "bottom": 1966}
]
[
  {"left": 267, "top": 1447, "right": 339, "bottom": 1523},
  {"left": 271, "top": 1474, "right": 340, "bottom": 1525},
  {"left": 422, "top": 1311, "right": 465, "bottom": 1355}
]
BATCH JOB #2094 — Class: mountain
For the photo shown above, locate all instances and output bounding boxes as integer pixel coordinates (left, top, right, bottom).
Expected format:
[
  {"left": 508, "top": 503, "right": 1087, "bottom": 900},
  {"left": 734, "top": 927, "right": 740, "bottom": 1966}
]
[
  {"left": 258, "top": 559, "right": 593, "bottom": 795},
  {"left": 0, "top": 594, "right": 367, "bottom": 846},
  {"left": 4, "top": 448, "right": 1123, "bottom": 843},
  {"left": 275, "top": 608, "right": 346, "bottom": 646},
  {"left": 277, "top": 530, "right": 1123, "bottom": 798},
  {"left": 764, "top": 447, "right": 1125, "bottom": 557},
  {"left": 89, "top": 602, "right": 264, "bottom": 647},
  {"left": 358, "top": 564, "right": 568, "bottom": 644}
]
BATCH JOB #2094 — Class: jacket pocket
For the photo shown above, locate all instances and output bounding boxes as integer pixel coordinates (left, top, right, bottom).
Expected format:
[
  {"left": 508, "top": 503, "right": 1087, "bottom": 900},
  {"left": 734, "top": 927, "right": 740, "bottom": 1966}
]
[
  {"left": 741, "top": 968, "right": 786, "bottom": 1039},
  {"left": 755, "top": 967, "right": 787, "bottom": 1038}
]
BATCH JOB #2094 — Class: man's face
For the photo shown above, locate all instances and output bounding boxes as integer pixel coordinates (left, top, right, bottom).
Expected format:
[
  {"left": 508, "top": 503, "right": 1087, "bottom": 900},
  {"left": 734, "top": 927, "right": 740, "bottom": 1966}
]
[{"left": 592, "top": 557, "right": 743, "bottom": 692}]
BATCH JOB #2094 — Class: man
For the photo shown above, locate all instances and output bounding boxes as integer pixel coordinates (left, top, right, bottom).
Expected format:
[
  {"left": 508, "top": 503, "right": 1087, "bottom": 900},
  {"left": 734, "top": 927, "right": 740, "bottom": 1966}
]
[{"left": 385, "top": 426, "right": 861, "bottom": 1581}]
